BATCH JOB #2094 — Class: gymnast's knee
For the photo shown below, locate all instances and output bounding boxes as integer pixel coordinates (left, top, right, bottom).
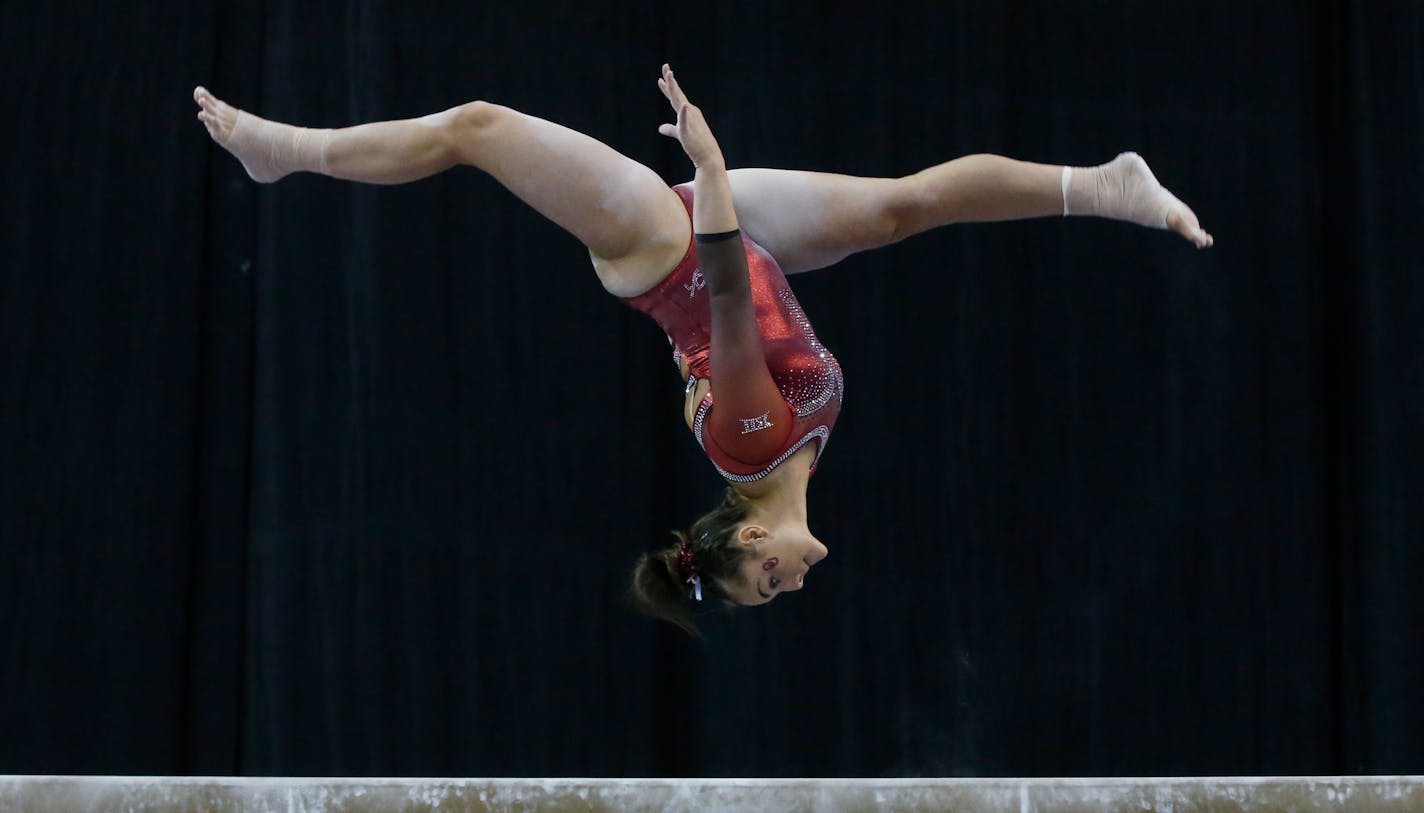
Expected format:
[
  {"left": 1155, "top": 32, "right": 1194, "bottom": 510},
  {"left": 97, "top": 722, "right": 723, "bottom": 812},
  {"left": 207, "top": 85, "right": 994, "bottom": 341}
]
[
  {"left": 882, "top": 174, "right": 940, "bottom": 241},
  {"left": 421, "top": 100, "right": 506, "bottom": 147}
]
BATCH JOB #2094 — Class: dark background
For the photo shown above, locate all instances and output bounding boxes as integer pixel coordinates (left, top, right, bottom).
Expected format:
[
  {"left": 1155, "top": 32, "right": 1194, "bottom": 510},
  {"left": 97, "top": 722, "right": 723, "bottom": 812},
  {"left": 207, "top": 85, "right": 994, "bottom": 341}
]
[{"left": 2, "top": 0, "right": 1421, "bottom": 778}]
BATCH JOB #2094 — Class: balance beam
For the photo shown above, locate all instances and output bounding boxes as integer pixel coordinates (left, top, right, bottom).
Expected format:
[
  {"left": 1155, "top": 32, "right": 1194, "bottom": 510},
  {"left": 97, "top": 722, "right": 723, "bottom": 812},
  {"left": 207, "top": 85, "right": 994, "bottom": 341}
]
[{"left": 2, "top": 775, "right": 1421, "bottom": 812}]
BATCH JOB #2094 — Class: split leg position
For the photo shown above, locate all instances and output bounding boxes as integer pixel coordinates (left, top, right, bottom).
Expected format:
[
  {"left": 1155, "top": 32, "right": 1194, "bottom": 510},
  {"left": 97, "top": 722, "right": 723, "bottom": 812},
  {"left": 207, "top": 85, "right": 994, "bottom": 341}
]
[
  {"left": 193, "top": 82, "right": 1211, "bottom": 293},
  {"left": 193, "top": 87, "right": 691, "bottom": 297},
  {"left": 725, "top": 152, "right": 1212, "bottom": 276}
]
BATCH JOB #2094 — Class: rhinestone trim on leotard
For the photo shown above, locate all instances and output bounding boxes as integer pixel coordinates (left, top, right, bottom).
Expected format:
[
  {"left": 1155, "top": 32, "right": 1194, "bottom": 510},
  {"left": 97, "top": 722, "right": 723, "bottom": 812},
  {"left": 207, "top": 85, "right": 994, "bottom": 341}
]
[
  {"left": 693, "top": 397, "right": 831, "bottom": 483},
  {"left": 776, "top": 289, "right": 844, "bottom": 417}
]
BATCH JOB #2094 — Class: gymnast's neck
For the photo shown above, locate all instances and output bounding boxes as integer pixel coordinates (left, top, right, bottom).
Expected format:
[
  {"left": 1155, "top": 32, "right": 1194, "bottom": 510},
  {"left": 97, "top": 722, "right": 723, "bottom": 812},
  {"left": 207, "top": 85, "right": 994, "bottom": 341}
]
[{"left": 731, "top": 444, "right": 814, "bottom": 525}]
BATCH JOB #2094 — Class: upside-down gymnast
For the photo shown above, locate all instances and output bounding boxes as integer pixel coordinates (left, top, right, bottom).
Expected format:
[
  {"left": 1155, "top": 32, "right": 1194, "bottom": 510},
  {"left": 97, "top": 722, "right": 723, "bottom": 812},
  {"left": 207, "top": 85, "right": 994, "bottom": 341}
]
[{"left": 194, "top": 64, "right": 1212, "bottom": 634}]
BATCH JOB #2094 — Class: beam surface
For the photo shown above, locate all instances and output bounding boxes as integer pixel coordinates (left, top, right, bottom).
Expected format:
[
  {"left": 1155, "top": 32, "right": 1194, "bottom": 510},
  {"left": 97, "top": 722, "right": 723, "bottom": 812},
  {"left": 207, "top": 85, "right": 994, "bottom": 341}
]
[{"left": 2, "top": 776, "right": 1422, "bottom": 812}]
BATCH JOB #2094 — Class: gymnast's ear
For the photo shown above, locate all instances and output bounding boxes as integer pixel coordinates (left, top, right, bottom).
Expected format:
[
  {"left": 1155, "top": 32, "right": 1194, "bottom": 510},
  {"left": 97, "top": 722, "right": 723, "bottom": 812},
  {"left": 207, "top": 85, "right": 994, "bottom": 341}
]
[{"left": 736, "top": 524, "right": 769, "bottom": 546}]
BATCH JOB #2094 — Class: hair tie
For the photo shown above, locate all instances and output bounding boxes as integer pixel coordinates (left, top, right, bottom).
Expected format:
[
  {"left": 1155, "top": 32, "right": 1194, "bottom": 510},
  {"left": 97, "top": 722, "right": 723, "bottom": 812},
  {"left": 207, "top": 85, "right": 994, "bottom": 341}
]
[{"left": 676, "top": 541, "right": 703, "bottom": 602}]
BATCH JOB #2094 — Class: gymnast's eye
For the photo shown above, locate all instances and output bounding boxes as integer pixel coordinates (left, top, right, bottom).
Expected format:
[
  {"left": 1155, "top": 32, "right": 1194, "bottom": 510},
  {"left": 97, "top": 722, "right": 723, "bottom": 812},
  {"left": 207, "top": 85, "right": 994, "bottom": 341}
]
[{"left": 769, "top": 577, "right": 781, "bottom": 590}]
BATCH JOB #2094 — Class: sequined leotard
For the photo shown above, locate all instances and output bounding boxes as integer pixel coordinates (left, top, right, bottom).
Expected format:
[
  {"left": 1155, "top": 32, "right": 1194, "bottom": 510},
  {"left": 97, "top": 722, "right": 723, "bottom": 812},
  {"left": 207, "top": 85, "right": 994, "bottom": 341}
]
[{"left": 623, "top": 185, "right": 844, "bottom": 482}]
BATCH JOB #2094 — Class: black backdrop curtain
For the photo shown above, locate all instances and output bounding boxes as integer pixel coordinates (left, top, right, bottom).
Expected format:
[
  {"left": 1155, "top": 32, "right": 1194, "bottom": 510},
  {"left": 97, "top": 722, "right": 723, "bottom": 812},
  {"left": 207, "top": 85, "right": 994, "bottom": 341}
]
[{"left": 1, "top": 0, "right": 1421, "bottom": 777}]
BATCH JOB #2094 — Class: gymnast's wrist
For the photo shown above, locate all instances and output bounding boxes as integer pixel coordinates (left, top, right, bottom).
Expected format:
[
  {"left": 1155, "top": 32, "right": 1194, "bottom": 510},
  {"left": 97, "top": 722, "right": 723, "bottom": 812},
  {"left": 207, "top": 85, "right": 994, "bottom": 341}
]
[{"left": 693, "top": 157, "right": 727, "bottom": 174}]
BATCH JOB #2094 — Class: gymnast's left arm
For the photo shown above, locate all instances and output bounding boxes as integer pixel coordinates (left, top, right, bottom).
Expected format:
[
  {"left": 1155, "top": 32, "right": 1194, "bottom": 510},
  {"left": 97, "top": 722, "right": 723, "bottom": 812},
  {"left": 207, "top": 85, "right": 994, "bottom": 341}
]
[{"left": 656, "top": 64, "right": 791, "bottom": 462}]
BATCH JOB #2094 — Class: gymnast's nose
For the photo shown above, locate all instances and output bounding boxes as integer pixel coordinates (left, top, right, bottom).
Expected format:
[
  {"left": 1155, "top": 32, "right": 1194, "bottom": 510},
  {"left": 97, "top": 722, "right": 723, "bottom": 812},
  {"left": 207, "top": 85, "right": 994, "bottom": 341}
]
[{"left": 807, "top": 538, "right": 828, "bottom": 565}]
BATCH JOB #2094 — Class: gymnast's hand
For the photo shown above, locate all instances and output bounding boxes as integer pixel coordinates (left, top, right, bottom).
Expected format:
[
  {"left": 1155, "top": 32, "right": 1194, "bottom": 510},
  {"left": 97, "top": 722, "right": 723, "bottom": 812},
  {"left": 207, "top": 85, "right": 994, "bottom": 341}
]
[{"left": 657, "top": 64, "right": 726, "bottom": 172}]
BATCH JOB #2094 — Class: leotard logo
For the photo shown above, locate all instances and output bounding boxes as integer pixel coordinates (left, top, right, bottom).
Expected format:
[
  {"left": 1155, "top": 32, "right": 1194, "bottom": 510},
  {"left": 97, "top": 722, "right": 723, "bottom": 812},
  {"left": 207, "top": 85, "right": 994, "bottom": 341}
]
[
  {"left": 684, "top": 268, "right": 706, "bottom": 299},
  {"left": 739, "top": 412, "right": 774, "bottom": 434}
]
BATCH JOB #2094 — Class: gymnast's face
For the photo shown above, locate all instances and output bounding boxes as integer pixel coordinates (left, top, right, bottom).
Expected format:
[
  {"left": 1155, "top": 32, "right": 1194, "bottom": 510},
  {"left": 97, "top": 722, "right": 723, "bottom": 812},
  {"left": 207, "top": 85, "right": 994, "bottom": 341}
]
[{"left": 722, "top": 524, "right": 829, "bottom": 606}]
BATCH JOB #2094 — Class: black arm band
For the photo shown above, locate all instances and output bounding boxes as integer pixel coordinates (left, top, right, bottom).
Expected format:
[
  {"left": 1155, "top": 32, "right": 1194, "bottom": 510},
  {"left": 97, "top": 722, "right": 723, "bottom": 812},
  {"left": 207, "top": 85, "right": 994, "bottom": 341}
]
[
  {"left": 694, "top": 229, "right": 742, "bottom": 244},
  {"left": 697, "top": 234, "right": 751, "bottom": 298}
]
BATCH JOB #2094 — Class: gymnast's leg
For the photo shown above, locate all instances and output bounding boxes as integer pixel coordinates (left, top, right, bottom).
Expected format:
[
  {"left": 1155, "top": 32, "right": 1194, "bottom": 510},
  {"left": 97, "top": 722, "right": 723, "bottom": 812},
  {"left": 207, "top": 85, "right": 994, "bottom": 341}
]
[
  {"left": 192, "top": 87, "right": 688, "bottom": 294},
  {"left": 725, "top": 153, "right": 1212, "bottom": 275}
]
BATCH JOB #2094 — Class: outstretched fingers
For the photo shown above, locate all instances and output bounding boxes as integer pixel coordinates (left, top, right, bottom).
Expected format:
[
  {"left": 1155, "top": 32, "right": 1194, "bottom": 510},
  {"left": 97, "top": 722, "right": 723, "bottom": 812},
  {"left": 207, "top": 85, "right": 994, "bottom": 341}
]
[
  {"left": 656, "top": 63, "right": 719, "bottom": 166},
  {"left": 658, "top": 63, "right": 689, "bottom": 111},
  {"left": 656, "top": 64, "right": 690, "bottom": 143}
]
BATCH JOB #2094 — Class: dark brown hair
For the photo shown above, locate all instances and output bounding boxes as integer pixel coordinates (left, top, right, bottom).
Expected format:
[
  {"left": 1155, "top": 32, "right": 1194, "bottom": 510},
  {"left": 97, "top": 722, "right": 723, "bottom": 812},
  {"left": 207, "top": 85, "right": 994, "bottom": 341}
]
[{"left": 630, "top": 487, "right": 755, "bottom": 636}]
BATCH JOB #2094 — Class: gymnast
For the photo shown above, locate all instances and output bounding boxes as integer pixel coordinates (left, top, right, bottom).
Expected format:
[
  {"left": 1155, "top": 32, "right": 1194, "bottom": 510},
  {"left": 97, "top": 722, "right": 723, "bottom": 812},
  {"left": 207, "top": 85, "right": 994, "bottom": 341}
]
[{"left": 193, "top": 65, "right": 1212, "bottom": 633}]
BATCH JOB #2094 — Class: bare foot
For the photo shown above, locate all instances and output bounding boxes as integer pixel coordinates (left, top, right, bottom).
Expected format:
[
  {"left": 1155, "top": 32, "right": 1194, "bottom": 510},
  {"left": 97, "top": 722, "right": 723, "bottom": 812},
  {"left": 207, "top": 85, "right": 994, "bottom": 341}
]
[
  {"left": 1166, "top": 208, "right": 1213, "bottom": 249},
  {"left": 193, "top": 86, "right": 238, "bottom": 143},
  {"left": 193, "top": 86, "right": 321, "bottom": 182},
  {"left": 1071, "top": 152, "right": 1214, "bottom": 249}
]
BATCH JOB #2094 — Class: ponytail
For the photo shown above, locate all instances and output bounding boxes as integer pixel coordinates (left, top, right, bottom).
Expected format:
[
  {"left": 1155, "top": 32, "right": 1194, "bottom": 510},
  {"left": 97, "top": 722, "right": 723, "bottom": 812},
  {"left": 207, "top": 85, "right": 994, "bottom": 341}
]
[{"left": 630, "top": 487, "right": 754, "bottom": 635}]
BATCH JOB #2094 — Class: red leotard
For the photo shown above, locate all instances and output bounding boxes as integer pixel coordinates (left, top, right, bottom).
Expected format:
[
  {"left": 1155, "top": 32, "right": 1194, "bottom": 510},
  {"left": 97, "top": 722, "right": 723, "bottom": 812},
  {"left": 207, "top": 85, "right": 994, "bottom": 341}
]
[{"left": 622, "top": 185, "right": 844, "bottom": 482}]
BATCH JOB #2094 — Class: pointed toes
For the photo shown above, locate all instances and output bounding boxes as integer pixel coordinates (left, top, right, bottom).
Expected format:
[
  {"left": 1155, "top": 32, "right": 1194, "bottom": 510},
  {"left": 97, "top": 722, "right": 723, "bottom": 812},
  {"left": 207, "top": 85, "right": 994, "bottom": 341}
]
[{"left": 1165, "top": 207, "right": 1212, "bottom": 248}]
